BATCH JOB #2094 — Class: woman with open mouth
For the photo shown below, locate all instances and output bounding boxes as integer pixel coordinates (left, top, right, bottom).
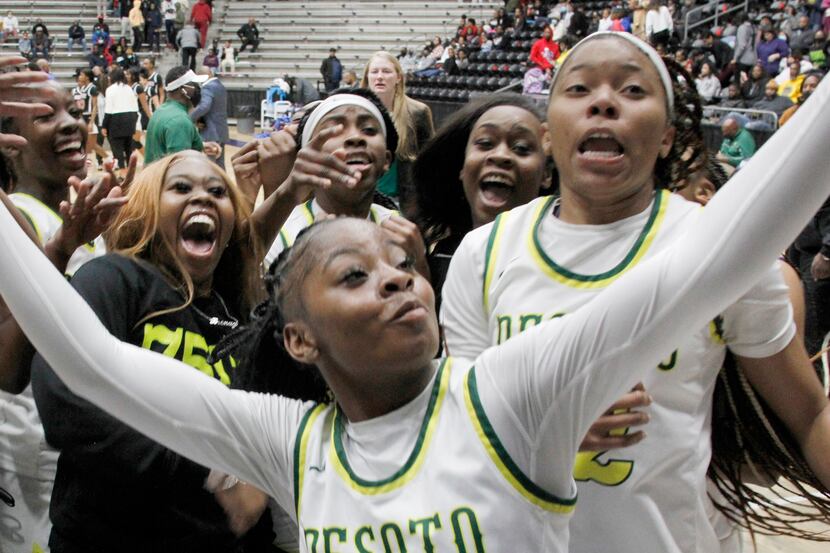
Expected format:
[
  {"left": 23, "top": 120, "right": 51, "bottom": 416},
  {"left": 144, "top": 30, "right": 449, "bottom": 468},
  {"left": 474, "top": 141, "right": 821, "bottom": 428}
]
[
  {"left": 0, "top": 65, "right": 829, "bottom": 552},
  {"left": 413, "top": 92, "right": 550, "bottom": 307},
  {"left": 25, "top": 150, "right": 293, "bottom": 553},
  {"left": 441, "top": 32, "right": 830, "bottom": 553}
]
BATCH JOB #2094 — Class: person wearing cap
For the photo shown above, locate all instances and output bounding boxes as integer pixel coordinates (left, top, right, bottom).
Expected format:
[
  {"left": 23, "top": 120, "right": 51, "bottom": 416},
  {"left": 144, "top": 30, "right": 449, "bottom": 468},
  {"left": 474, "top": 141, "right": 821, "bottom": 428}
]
[
  {"left": 144, "top": 66, "right": 220, "bottom": 164},
  {"left": 189, "top": 66, "right": 229, "bottom": 169}
]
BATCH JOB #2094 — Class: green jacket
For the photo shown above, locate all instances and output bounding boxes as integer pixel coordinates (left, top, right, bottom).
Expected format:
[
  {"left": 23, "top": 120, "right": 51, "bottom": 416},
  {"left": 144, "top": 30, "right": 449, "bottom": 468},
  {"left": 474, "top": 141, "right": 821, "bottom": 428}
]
[
  {"left": 719, "top": 127, "right": 756, "bottom": 167},
  {"left": 144, "top": 100, "right": 203, "bottom": 164}
]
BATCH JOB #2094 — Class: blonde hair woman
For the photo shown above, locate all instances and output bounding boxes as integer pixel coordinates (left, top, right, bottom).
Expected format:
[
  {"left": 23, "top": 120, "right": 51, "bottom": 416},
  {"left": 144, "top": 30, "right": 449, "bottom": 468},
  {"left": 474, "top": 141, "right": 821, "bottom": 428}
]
[{"left": 361, "top": 50, "right": 434, "bottom": 216}]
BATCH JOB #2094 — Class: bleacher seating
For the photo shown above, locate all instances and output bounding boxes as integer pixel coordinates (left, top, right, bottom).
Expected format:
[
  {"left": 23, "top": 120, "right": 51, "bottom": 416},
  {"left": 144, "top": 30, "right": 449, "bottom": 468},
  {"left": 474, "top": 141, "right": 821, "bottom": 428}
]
[{"left": 214, "top": 0, "right": 502, "bottom": 91}]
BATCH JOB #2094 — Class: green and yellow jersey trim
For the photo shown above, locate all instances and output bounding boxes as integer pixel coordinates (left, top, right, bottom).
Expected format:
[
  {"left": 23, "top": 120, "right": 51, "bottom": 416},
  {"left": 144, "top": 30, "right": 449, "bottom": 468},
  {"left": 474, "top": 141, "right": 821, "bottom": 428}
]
[
  {"left": 526, "top": 190, "right": 668, "bottom": 289},
  {"left": 482, "top": 212, "right": 510, "bottom": 314},
  {"left": 464, "top": 368, "right": 577, "bottom": 514},
  {"left": 293, "top": 403, "right": 328, "bottom": 517},
  {"left": 330, "top": 358, "right": 451, "bottom": 495},
  {"left": 11, "top": 192, "right": 96, "bottom": 252},
  {"left": 709, "top": 315, "right": 726, "bottom": 345},
  {"left": 279, "top": 202, "right": 397, "bottom": 252}
]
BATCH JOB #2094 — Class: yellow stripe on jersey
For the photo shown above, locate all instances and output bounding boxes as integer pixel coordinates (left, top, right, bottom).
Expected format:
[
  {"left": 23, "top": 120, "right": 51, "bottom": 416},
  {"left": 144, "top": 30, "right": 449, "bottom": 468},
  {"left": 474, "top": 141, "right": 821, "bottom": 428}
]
[
  {"left": 709, "top": 316, "right": 726, "bottom": 345},
  {"left": 482, "top": 212, "right": 510, "bottom": 314},
  {"left": 527, "top": 191, "right": 669, "bottom": 289},
  {"left": 464, "top": 367, "right": 577, "bottom": 514},
  {"left": 330, "top": 358, "right": 452, "bottom": 495},
  {"left": 293, "top": 403, "right": 328, "bottom": 517},
  {"left": 12, "top": 193, "right": 96, "bottom": 253},
  {"left": 301, "top": 200, "right": 316, "bottom": 225}
]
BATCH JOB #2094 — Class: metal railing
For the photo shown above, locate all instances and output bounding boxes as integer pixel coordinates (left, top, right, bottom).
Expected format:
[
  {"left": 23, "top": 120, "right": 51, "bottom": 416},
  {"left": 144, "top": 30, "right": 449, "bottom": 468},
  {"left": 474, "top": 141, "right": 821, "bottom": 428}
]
[
  {"left": 702, "top": 105, "right": 779, "bottom": 129},
  {"left": 683, "top": 0, "right": 749, "bottom": 42}
]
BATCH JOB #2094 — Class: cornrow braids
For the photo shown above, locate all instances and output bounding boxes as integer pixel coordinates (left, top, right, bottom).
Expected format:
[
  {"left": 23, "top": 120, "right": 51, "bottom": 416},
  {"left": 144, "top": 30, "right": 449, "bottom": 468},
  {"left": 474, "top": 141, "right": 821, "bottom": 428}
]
[
  {"left": 212, "top": 223, "right": 332, "bottom": 403},
  {"left": 660, "top": 56, "right": 706, "bottom": 192},
  {"left": 709, "top": 351, "right": 830, "bottom": 543}
]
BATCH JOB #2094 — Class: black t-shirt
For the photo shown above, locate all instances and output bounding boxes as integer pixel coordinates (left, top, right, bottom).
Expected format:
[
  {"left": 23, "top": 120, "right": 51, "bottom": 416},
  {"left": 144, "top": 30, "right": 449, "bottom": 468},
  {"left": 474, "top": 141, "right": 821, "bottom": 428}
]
[{"left": 31, "top": 254, "right": 273, "bottom": 553}]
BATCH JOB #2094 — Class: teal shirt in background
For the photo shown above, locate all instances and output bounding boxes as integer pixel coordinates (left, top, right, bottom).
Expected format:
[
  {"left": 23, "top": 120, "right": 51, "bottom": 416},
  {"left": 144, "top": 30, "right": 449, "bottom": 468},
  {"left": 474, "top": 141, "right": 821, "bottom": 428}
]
[
  {"left": 719, "top": 127, "right": 756, "bottom": 167},
  {"left": 144, "top": 101, "right": 204, "bottom": 164}
]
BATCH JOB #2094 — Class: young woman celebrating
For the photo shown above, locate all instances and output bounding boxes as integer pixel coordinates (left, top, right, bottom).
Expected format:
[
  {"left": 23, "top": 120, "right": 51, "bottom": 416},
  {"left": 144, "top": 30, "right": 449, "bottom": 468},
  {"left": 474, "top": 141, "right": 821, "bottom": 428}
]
[
  {"left": 0, "top": 65, "right": 828, "bottom": 553},
  {"left": 360, "top": 51, "right": 434, "bottom": 216},
  {"left": 413, "top": 93, "right": 549, "bottom": 302},
  {"left": 441, "top": 32, "right": 830, "bottom": 553}
]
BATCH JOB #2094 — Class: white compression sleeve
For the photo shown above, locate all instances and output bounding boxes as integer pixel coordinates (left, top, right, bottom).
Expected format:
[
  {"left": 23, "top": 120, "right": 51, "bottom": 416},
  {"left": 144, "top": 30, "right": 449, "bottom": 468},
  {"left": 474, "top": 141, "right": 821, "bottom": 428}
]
[
  {"left": 472, "top": 77, "right": 830, "bottom": 496},
  {"left": 0, "top": 205, "right": 309, "bottom": 507}
]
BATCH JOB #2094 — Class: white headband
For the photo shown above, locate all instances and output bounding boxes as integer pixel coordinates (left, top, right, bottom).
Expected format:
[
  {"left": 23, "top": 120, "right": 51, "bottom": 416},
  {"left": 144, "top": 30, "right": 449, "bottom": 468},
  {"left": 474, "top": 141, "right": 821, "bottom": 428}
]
[
  {"left": 550, "top": 31, "right": 675, "bottom": 117},
  {"left": 300, "top": 94, "right": 387, "bottom": 147},
  {"left": 166, "top": 70, "right": 198, "bottom": 91}
]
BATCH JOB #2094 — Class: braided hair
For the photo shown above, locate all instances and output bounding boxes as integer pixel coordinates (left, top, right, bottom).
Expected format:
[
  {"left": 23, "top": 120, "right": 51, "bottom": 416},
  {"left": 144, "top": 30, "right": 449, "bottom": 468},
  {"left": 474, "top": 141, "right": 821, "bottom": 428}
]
[
  {"left": 212, "top": 221, "right": 334, "bottom": 403},
  {"left": 0, "top": 116, "right": 17, "bottom": 191},
  {"left": 660, "top": 56, "right": 706, "bottom": 192}
]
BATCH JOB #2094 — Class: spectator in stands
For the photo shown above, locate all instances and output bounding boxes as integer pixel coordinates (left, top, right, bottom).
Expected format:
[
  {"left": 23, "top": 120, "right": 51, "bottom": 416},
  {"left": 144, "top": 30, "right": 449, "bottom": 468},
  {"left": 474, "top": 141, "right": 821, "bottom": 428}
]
[
  {"left": 695, "top": 61, "right": 721, "bottom": 103},
  {"left": 360, "top": 51, "right": 434, "bottom": 215},
  {"left": 780, "top": 4, "right": 801, "bottom": 39},
  {"left": 119, "top": 0, "right": 131, "bottom": 43},
  {"left": 752, "top": 78, "right": 793, "bottom": 118},
  {"left": 218, "top": 40, "right": 235, "bottom": 74},
  {"left": 742, "top": 63, "right": 769, "bottom": 103},
  {"left": 476, "top": 30, "right": 493, "bottom": 52},
  {"left": 428, "top": 35, "right": 444, "bottom": 61},
  {"left": 102, "top": 67, "right": 140, "bottom": 171},
  {"left": 145, "top": 66, "right": 219, "bottom": 163},
  {"left": 35, "top": 59, "right": 54, "bottom": 80},
  {"left": 342, "top": 71, "right": 358, "bottom": 88},
  {"left": 31, "top": 30, "right": 51, "bottom": 61},
  {"left": 88, "top": 43, "right": 107, "bottom": 69},
  {"left": 18, "top": 30, "right": 31, "bottom": 59},
  {"left": 628, "top": 0, "right": 647, "bottom": 39},
  {"left": 145, "top": 1, "right": 162, "bottom": 53},
  {"left": 3, "top": 11, "right": 18, "bottom": 40},
  {"left": 162, "top": 0, "right": 177, "bottom": 49},
  {"left": 778, "top": 60, "right": 806, "bottom": 102},
  {"left": 808, "top": 31, "right": 827, "bottom": 69},
  {"left": 177, "top": 22, "right": 200, "bottom": 70},
  {"left": 790, "top": 15, "right": 816, "bottom": 53},
  {"left": 461, "top": 18, "right": 479, "bottom": 40},
  {"left": 716, "top": 116, "right": 755, "bottom": 168},
  {"left": 704, "top": 31, "right": 733, "bottom": 70},
  {"left": 567, "top": 3, "right": 590, "bottom": 38},
  {"left": 719, "top": 82, "right": 746, "bottom": 108},
  {"left": 775, "top": 52, "right": 813, "bottom": 84},
  {"left": 190, "top": 66, "right": 228, "bottom": 168},
  {"left": 732, "top": 13, "right": 757, "bottom": 76},
  {"left": 129, "top": 0, "right": 144, "bottom": 51},
  {"left": 529, "top": 25, "right": 559, "bottom": 75},
  {"left": 757, "top": 27, "right": 789, "bottom": 76},
  {"left": 190, "top": 0, "right": 211, "bottom": 48},
  {"left": 202, "top": 48, "right": 218, "bottom": 74},
  {"left": 598, "top": 7, "right": 614, "bottom": 32},
  {"left": 645, "top": 0, "right": 673, "bottom": 47},
  {"left": 321, "top": 48, "right": 343, "bottom": 93},
  {"left": 236, "top": 17, "right": 260, "bottom": 54},
  {"left": 779, "top": 70, "right": 824, "bottom": 125},
  {"left": 443, "top": 47, "right": 460, "bottom": 76},
  {"left": 93, "top": 14, "right": 109, "bottom": 38},
  {"left": 31, "top": 18, "right": 48, "bottom": 38},
  {"left": 398, "top": 47, "right": 417, "bottom": 74},
  {"left": 68, "top": 20, "right": 87, "bottom": 53}
]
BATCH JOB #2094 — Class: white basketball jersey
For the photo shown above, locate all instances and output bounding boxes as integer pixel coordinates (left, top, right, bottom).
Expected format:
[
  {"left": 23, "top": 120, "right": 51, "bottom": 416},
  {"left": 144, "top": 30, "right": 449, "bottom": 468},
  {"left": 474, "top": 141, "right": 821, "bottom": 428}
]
[
  {"left": 0, "top": 193, "right": 105, "bottom": 480},
  {"left": 442, "top": 191, "right": 793, "bottom": 553},
  {"left": 264, "top": 199, "right": 397, "bottom": 268},
  {"left": 293, "top": 358, "right": 576, "bottom": 553}
]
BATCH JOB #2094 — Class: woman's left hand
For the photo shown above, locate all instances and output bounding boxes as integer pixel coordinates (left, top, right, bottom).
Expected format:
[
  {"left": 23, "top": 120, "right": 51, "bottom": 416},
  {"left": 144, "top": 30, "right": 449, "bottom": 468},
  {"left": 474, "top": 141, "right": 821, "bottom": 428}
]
[
  {"left": 381, "top": 215, "right": 431, "bottom": 280},
  {"left": 50, "top": 172, "right": 127, "bottom": 257}
]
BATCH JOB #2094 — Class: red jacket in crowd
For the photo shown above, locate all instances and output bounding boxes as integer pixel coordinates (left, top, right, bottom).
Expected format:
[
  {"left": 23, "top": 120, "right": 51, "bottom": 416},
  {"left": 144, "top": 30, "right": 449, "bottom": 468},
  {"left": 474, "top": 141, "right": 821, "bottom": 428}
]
[
  {"left": 191, "top": 0, "right": 212, "bottom": 24},
  {"left": 529, "top": 37, "right": 560, "bottom": 70}
]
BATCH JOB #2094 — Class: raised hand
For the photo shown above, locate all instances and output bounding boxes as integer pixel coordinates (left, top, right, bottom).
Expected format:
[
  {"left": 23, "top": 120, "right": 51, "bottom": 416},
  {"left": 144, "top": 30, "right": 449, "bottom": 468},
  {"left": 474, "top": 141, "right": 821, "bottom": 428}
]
[
  {"left": 381, "top": 215, "right": 431, "bottom": 280},
  {"left": 281, "top": 124, "right": 362, "bottom": 205},
  {"left": 257, "top": 124, "right": 298, "bottom": 198},
  {"left": 0, "top": 56, "right": 57, "bottom": 149}
]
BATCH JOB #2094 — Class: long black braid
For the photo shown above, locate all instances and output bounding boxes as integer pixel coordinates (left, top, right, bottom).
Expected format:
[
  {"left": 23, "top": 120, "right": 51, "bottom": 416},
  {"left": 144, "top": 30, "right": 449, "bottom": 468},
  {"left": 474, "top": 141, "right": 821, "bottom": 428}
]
[
  {"left": 211, "top": 223, "right": 332, "bottom": 403},
  {"left": 661, "top": 56, "right": 707, "bottom": 191}
]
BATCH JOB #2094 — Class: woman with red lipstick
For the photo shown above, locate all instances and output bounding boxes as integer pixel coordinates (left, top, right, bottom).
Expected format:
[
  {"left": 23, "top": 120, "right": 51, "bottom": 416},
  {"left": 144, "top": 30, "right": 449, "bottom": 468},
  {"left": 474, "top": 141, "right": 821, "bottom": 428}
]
[
  {"left": 360, "top": 51, "right": 433, "bottom": 216},
  {"left": 442, "top": 32, "right": 830, "bottom": 553},
  {"left": 28, "top": 151, "right": 281, "bottom": 553}
]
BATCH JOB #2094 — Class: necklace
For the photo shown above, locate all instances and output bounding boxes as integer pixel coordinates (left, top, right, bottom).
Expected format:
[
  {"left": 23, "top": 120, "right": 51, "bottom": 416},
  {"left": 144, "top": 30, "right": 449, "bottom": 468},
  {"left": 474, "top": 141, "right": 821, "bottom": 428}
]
[{"left": 191, "top": 290, "right": 239, "bottom": 330}]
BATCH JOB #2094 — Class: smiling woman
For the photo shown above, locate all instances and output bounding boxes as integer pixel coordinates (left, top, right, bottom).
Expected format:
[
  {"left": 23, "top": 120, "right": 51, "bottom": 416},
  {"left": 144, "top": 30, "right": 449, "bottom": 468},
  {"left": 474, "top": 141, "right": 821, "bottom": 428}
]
[{"left": 27, "top": 150, "right": 276, "bottom": 552}]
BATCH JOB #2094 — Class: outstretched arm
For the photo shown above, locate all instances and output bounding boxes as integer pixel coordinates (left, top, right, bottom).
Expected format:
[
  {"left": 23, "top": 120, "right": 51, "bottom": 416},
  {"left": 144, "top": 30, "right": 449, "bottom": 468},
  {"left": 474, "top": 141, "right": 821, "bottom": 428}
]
[{"left": 474, "top": 77, "right": 830, "bottom": 498}]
